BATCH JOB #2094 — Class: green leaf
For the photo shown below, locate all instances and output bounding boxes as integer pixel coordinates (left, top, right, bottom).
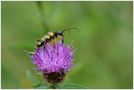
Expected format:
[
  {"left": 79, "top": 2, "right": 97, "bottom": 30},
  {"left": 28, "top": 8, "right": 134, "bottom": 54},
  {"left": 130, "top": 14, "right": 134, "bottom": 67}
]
[
  {"left": 26, "top": 70, "right": 41, "bottom": 88},
  {"left": 61, "top": 83, "right": 87, "bottom": 89},
  {"left": 35, "top": 83, "right": 50, "bottom": 89}
]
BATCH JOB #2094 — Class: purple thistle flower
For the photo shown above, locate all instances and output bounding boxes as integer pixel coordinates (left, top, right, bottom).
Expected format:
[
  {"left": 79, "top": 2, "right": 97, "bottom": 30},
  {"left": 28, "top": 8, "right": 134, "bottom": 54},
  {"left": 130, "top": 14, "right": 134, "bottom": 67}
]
[{"left": 31, "top": 42, "right": 74, "bottom": 84}]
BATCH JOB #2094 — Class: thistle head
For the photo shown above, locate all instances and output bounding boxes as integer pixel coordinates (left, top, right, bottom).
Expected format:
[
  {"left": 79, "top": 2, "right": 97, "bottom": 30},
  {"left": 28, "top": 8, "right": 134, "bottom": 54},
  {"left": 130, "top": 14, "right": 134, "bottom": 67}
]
[{"left": 30, "top": 42, "right": 74, "bottom": 84}]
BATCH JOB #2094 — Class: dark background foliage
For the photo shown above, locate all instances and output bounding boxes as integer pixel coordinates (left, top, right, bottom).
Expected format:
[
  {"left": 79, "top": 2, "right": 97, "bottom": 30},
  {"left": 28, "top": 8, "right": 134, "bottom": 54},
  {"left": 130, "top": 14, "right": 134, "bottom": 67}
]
[{"left": 2, "top": 1, "right": 132, "bottom": 89}]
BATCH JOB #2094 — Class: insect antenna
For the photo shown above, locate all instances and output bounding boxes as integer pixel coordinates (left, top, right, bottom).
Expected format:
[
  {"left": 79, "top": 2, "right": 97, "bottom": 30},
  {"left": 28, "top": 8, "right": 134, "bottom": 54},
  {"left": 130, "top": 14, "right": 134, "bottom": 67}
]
[{"left": 61, "top": 27, "right": 79, "bottom": 34}]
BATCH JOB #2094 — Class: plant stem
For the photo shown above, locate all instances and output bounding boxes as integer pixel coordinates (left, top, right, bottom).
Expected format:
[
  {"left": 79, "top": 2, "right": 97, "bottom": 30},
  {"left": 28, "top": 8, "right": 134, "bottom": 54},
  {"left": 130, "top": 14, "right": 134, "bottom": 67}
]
[
  {"left": 36, "top": 1, "right": 49, "bottom": 33},
  {"left": 50, "top": 84, "right": 57, "bottom": 89}
]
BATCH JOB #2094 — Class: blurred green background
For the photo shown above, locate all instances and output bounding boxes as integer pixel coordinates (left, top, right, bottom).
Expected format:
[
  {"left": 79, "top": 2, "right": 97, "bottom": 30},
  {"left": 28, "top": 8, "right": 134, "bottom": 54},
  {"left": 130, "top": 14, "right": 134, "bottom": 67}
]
[{"left": 2, "top": 1, "right": 132, "bottom": 89}]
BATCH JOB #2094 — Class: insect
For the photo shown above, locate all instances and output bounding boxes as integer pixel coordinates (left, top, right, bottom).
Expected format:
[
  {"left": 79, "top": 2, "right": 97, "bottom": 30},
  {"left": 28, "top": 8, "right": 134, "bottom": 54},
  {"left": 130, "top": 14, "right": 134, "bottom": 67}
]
[{"left": 36, "top": 27, "right": 78, "bottom": 48}]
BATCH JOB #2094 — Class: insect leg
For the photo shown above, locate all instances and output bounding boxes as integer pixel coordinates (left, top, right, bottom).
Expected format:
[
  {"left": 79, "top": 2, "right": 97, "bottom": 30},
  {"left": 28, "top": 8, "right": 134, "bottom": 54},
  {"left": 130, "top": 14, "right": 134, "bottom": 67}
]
[{"left": 62, "top": 39, "right": 64, "bottom": 44}]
